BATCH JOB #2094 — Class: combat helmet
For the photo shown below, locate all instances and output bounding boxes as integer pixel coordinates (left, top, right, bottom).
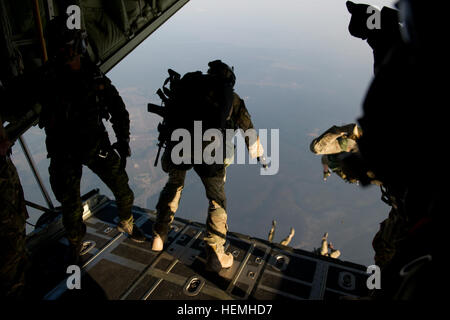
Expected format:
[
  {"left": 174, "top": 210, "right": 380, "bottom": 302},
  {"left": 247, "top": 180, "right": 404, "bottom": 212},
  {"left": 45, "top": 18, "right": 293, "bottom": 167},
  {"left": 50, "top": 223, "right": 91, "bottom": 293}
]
[
  {"left": 46, "top": 15, "right": 88, "bottom": 60},
  {"left": 207, "top": 60, "right": 236, "bottom": 87}
]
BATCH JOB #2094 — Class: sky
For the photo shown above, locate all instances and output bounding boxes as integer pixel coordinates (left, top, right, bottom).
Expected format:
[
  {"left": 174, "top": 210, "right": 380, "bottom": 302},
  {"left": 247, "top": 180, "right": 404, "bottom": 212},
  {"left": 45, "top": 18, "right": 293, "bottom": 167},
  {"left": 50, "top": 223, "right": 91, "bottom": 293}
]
[{"left": 15, "top": 0, "right": 399, "bottom": 266}]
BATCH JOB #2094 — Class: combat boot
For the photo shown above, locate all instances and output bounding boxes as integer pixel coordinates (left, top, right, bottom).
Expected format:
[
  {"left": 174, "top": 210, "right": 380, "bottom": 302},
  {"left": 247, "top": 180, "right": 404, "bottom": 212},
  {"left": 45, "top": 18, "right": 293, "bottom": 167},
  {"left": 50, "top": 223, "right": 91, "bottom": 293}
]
[
  {"left": 151, "top": 232, "right": 166, "bottom": 251},
  {"left": 205, "top": 244, "right": 233, "bottom": 273},
  {"left": 117, "top": 219, "right": 146, "bottom": 243}
]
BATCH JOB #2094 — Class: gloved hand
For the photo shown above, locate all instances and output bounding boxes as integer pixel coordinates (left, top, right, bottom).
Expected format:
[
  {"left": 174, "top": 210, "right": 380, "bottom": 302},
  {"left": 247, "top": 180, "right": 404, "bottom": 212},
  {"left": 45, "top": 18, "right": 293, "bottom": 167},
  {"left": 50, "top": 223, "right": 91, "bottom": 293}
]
[{"left": 112, "top": 139, "right": 131, "bottom": 169}]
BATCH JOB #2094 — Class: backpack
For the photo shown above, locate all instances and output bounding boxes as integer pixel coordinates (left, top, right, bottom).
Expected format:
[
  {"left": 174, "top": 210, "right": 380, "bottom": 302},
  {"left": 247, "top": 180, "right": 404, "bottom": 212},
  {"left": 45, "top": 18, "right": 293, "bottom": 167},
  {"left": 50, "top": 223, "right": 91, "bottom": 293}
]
[{"left": 155, "top": 69, "right": 234, "bottom": 173}]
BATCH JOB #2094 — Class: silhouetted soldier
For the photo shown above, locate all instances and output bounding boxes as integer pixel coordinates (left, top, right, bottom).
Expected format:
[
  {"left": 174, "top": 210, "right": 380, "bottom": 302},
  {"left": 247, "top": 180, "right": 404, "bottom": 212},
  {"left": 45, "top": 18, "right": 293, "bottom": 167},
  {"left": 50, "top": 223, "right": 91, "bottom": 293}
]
[
  {"left": 346, "top": 1, "right": 402, "bottom": 74},
  {"left": 353, "top": 0, "right": 448, "bottom": 299},
  {"left": 345, "top": 2, "right": 408, "bottom": 272},
  {"left": 150, "top": 60, "right": 265, "bottom": 273},
  {"left": 30, "top": 17, "right": 146, "bottom": 264}
]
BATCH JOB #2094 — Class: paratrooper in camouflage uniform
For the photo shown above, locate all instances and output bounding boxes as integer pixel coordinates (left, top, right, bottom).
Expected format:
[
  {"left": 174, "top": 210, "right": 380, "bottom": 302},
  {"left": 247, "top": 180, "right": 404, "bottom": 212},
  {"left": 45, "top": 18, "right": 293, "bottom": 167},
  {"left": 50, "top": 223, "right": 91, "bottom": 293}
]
[
  {"left": 151, "top": 61, "right": 264, "bottom": 273},
  {"left": 31, "top": 17, "right": 145, "bottom": 263}
]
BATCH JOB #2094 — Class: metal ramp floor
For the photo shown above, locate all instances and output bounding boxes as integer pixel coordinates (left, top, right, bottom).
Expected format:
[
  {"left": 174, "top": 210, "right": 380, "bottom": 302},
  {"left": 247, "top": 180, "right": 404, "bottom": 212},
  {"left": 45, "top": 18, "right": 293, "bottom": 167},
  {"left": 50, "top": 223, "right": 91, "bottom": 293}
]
[{"left": 27, "top": 193, "right": 370, "bottom": 300}]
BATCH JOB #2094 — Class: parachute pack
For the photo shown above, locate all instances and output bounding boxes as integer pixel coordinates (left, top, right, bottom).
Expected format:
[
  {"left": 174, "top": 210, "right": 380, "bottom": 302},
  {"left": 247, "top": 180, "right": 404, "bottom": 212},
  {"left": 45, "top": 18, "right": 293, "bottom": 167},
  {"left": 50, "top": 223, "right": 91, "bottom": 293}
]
[
  {"left": 149, "top": 68, "right": 235, "bottom": 172},
  {"left": 157, "top": 69, "right": 234, "bottom": 131}
]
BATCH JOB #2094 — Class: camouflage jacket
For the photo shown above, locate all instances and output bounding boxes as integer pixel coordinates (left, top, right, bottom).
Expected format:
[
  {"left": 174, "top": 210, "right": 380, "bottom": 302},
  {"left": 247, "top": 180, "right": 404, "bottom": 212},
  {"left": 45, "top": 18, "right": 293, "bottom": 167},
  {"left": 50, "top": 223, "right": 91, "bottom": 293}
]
[
  {"left": 226, "top": 92, "right": 261, "bottom": 157},
  {"left": 226, "top": 93, "right": 254, "bottom": 132}
]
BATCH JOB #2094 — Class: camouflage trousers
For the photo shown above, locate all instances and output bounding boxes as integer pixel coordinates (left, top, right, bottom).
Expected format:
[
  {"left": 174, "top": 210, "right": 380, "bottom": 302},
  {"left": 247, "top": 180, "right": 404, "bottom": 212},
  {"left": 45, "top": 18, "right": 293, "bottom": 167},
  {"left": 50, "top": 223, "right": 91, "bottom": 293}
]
[
  {"left": 49, "top": 143, "right": 134, "bottom": 244},
  {"left": 0, "top": 157, "right": 29, "bottom": 298},
  {"left": 154, "top": 154, "right": 228, "bottom": 248},
  {"left": 372, "top": 208, "right": 409, "bottom": 269}
]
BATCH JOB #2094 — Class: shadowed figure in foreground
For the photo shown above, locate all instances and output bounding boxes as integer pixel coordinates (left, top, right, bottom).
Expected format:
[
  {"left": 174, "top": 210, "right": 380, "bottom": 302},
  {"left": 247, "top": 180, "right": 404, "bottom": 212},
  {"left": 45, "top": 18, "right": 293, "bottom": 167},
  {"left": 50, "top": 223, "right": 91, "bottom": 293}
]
[
  {"left": 0, "top": 109, "right": 30, "bottom": 299},
  {"left": 344, "top": 0, "right": 449, "bottom": 300},
  {"left": 14, "top": 16, "right": 147, "bottom": 266}
]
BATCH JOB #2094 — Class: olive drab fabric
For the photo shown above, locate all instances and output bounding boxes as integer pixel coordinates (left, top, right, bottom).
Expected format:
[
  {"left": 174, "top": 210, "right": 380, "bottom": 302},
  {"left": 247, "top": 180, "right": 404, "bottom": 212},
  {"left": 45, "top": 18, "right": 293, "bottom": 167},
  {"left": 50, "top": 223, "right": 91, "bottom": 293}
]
[{"left": 0, "top": 157, "right": 29, "bottom": 298}]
